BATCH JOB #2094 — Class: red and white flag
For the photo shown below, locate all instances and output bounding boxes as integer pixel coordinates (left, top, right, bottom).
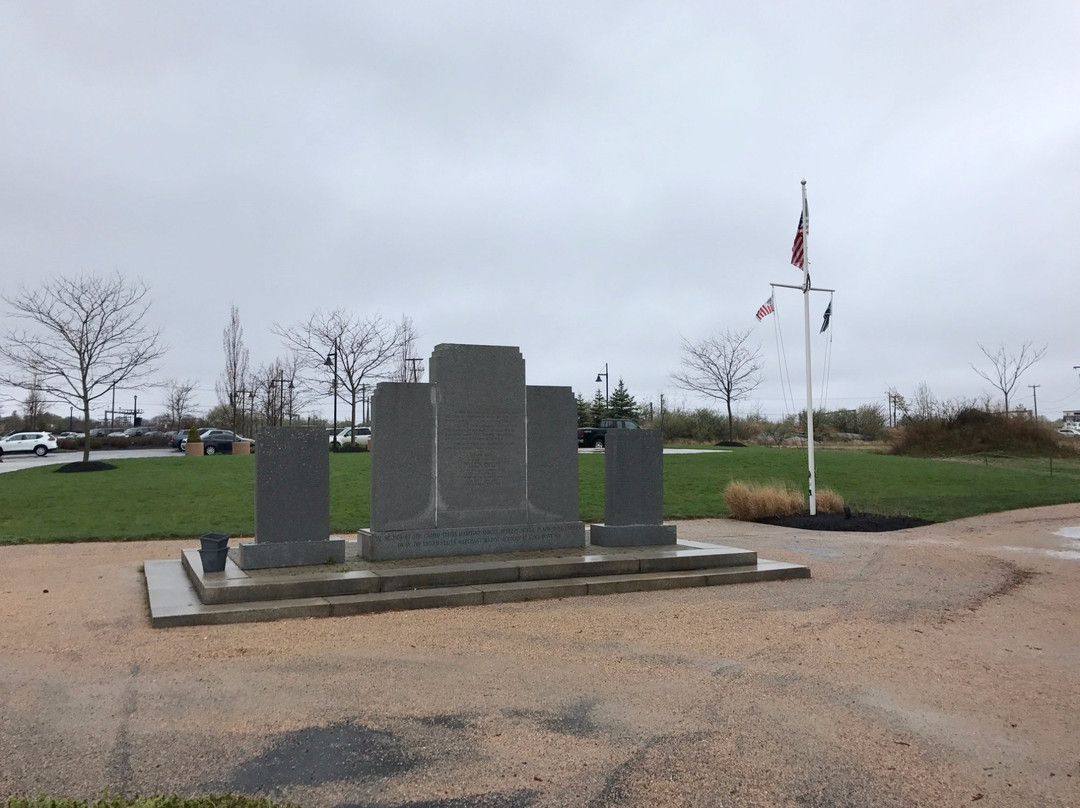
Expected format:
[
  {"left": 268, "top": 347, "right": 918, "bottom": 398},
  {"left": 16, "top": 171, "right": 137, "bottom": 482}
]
[
  {"left": 755, "top": 295, "right": 774, "bottom": 321},
  {"left": 791, "top": 196, "right": 809, "bottom": 270}
]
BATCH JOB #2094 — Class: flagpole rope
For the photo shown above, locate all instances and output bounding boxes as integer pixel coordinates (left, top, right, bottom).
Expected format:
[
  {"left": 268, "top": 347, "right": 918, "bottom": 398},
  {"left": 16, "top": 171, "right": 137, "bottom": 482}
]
[
  {"left": 819, "top": 292, "right": 834, "bottom": 411},
  {"left": 772, "top": 293, "right": 795, "bottom": 416}
]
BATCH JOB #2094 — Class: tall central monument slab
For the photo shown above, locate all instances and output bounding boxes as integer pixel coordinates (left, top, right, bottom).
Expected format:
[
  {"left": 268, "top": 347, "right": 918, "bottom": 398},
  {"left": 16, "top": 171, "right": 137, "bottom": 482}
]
[{"left": 359, "top": 344, "right": 586, "bottom": 561}]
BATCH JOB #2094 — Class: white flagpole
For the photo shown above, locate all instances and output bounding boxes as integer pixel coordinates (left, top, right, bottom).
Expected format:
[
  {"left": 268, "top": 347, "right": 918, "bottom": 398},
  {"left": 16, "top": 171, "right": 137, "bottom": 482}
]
[{"left": 800, "top": 180, "right": 817, "bottom": 515}]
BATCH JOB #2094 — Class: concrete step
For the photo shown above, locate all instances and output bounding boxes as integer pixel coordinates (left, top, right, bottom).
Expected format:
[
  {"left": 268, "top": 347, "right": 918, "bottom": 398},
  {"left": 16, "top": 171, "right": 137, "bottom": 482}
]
[
  {"left": 145, "top": 540, "right": 809, "bottom": 628},
  {"left": 181, "top": 541, "right": 760, "bottom": 606}
]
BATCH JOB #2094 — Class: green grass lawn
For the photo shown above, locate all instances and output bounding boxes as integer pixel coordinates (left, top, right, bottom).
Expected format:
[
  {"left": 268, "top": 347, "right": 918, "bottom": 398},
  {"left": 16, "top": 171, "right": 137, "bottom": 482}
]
[{"left": 0, "top": 448, "right": 1077, "bottom": 544}]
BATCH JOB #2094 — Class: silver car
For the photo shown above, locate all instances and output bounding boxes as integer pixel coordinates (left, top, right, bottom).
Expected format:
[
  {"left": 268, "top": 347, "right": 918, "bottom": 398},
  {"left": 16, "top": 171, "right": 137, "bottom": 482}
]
[{"left": 0, "top": 431, "right": 59, "bottom": 457}]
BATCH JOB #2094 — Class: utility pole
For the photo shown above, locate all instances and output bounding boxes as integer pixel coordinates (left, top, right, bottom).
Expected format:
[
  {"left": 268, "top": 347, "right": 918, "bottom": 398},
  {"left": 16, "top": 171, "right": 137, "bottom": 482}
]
[
  {"left": 1029, "top": 384, "right": 1040, "bottom": 421},
  {"left": 405, "top": 357, "right": 423, "bottom": 382}
]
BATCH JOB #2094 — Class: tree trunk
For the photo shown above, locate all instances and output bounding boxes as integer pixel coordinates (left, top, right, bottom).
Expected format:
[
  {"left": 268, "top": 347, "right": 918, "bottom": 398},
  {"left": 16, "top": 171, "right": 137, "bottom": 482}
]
[
  {"left": 82, "top": 401, "right": 92, "bottom": 463},
  {"left": 726, "top": 399, "right": 734, "bottom": 441}
]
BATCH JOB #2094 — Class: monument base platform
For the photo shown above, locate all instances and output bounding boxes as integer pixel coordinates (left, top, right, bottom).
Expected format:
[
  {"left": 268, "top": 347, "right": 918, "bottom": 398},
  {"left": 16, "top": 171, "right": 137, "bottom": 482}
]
[
  {"left": 145, "top": 536, "right": 810, "bottom": 628},
  {"left": 358, "top": 521, "right": 587, "bottom": 561},
  {"left": 590, "top": 523, "right": 678, "bottom": 547},
  {"left": 236, "top": 537, "right": 346, "bottom": 570}
]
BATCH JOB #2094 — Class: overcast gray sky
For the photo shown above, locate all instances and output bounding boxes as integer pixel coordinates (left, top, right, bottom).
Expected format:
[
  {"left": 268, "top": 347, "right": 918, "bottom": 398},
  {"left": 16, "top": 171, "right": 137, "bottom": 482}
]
[{"left": 2, "top": 1, "right": 1078, "bottom": 424}]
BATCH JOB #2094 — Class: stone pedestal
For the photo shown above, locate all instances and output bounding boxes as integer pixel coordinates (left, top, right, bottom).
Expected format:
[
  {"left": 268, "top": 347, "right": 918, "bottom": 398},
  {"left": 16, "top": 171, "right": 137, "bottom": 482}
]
[
  {"left": 237, "top": 427, "right": 345, "bottom": 570},
  {"left": 590, "top": 429, "right": 677, "bottom": 547}
]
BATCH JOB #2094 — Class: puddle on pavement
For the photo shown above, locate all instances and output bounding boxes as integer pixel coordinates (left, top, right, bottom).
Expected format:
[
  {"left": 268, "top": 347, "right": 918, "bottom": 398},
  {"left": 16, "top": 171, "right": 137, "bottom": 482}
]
[
  {"left": 1051, "top": 527, "right": 1080, "bottom": 559},
  {"left": 996, "top": 527, "right": 1080, "bottom": 561},
  {"left": 225, "top": 721, "right": 419, "bottom": 790}
]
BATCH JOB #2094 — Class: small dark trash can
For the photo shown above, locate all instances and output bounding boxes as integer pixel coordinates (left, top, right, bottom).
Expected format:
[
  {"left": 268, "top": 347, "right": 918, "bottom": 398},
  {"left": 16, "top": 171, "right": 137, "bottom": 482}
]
[
  {"left": 200, "top": 533, "right": 230, "bottom": 552},
  {"left": 198, "top": 533, "right": 230, "bottom": 573}
]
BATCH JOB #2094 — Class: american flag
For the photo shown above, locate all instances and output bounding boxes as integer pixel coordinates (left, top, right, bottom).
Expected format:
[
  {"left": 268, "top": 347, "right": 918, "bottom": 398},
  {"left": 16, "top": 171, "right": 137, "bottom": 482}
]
[
  {"left": 791, "top": 197, "right": 808, "bottom": 270},
  {"left": 755, "top": 295, "right": 774, "bottom": 321}
]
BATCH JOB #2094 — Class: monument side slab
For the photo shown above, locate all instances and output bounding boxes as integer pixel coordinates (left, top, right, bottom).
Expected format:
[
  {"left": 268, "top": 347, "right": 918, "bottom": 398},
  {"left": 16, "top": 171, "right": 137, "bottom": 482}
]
[
  {"left": 369, "top": 383, "right": 436, "bottom": 532},
  {"left": 526, "top": 385, "right": 579, "bottom": 523}
]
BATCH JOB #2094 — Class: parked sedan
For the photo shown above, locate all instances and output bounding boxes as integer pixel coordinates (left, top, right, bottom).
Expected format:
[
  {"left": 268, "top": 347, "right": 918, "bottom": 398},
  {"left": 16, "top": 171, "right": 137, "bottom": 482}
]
[
  {"left": 0, "top": 431, "right": 59, "bottom": 457},
  {"left": 181, "top": 428, "right": 250, "bottom": 455}
]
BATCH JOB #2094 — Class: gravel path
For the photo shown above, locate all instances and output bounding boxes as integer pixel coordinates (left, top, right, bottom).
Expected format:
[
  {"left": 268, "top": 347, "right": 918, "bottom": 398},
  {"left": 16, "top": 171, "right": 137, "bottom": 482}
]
[{"left": 1, "top": 505, "right": 1078, "bottom": 807}]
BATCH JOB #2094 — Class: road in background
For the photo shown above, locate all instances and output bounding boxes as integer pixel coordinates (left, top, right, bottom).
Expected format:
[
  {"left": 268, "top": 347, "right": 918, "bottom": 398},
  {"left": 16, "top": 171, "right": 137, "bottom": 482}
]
[{"left": 0, "top": 447, "right": 179, "bottom": 475}]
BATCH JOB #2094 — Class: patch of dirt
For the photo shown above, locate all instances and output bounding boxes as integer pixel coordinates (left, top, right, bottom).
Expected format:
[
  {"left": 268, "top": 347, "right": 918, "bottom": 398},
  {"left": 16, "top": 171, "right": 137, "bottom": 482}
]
[
  {"left": 758, "top": 512, "right": 933, "bottom": 532},
  {"left": 54, "top": 461, "right": 117, "bottom": 473},
  {"left": 962, "top": 562, "right": 1037, "bottom": 612}
]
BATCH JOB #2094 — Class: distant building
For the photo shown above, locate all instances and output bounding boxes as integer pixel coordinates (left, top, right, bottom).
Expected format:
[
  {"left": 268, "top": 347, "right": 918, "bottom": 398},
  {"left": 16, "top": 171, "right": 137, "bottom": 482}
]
[{"left": 1063, "top": 410, "right": 1080, "bottom": 428}]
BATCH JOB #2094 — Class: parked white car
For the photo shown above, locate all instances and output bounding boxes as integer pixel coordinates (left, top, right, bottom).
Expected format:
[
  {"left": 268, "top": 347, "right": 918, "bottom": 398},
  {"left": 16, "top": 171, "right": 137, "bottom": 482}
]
[
  {"left": 329, "top": 426, "right": 371, "bottom": 447},
  {"left": 0, "top": 431, "right": 59, "bottom": 457},
  {"left": 1058, "top": 428, "right": 1079, "bottom": 437}
]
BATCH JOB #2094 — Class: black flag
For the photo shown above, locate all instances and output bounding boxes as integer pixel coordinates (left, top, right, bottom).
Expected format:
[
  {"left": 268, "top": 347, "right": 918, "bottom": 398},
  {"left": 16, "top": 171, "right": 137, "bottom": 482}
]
[{"left": 820, "top": 301, "right": 832, "bottom": 333}]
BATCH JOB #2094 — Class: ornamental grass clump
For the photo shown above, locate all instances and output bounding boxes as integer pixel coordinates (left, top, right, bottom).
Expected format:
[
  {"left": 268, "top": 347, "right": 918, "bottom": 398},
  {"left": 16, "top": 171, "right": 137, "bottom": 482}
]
[
  {"left": 724, "top": 480, "right": 845, "bottom": 521},
  {"left": 815, "top": 487, "right": 846, "bottom": 514}
]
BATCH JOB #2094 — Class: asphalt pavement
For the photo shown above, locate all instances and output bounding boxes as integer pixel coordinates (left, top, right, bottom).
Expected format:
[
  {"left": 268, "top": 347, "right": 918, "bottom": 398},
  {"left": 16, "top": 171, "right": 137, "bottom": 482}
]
[
  {"left": 0, "top": 446, "right": 726, "bottom": 475},
  {"left": 0, "top": 446, "right": 180, "bottom": 474}
]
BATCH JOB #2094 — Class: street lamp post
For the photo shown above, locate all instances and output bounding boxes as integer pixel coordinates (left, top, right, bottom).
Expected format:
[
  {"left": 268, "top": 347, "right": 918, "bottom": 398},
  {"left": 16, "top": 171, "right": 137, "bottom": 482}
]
[
  {"left": 324, "top": 345, "right": 338, "bottom": 449},
  {"left": 595, "top": 363, "right": 609, "bottom": 407},
  {"left": 248, "top": 390, "right": 256, "bottom": 437}
]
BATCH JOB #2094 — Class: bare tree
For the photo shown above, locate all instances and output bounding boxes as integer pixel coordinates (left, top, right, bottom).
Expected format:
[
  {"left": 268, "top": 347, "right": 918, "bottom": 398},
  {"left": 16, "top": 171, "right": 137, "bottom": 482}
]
[
  {"left": 910, "top": 381, "right": 939, "bottom": 420},
  {"left": 388, "top": 315, "right": 422, "bottom": 382},
  {"left": 248, "top": 354, "right": 309, "bottom": 429},
  {"left": 971, "top": 341, "right": 1046, "bottom": 414},
  {"left": 0, "top": 272, "right": 166, "bottom": 462},
  {"left": 163, "top": 378, "right": 199, "bottom": 430},
  {"left": 22, "top": 378, "right": 48, "bottom": 430},
  {"left": 671, "top": 328, "right": 763, "bottom": 440},
  {"left": 273, "top": 309, "right": 410, "bottom": 432},
  {"left": 214, "top": 305, "right": 250, "bottom": 433}
]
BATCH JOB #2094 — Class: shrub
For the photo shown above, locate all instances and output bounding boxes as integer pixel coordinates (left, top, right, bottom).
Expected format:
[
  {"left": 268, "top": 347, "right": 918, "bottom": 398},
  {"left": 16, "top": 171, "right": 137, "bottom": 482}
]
[
  {"left": 724, "top": 480, "right": 846, "bottom": 520},
  {"left": 333, "top": 442, "right": 369, "bottom": 453},
  {"left": 892, "top": 408, "right": 1072, "bottom": 457},
  {"left": 187, "top": 426, "right": 202, "bottom": 443}
]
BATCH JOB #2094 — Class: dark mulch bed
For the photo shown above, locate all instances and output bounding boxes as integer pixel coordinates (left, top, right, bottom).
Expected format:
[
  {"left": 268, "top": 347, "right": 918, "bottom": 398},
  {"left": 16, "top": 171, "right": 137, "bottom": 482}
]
[
  {"left": 759, "top": 512, "right": 933, "bottom": 532},
  {"left": 54, "top": 461, "right": 117, "bottom": 473}
]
